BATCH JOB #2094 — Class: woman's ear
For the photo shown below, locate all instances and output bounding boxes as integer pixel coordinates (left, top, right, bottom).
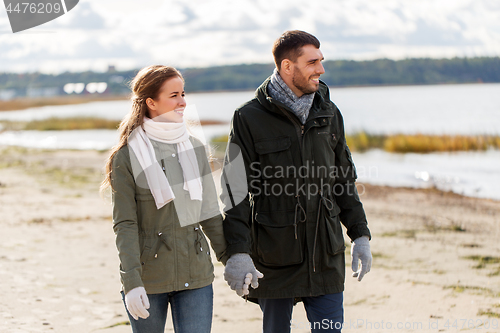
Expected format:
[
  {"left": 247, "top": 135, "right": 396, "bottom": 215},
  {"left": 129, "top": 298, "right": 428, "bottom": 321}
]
[{"left": 146, "top": 97, "right": 155, "bottom": 110}]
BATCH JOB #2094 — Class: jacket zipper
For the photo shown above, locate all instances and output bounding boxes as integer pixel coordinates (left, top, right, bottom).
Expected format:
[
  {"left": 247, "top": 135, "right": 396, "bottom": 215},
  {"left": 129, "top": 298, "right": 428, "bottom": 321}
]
[
  {"left": 277, "top": 105, "right": 335, "bottom": 273},
  {"left": 154, "top": 158, "right": 171, "bottom": 258},
  {"left": 277, "top": 106, "right": 306, "bottom": 240},
  {"left": 160, "top": 154, "right": 178, "bottom": 288},
  {"left": 194, "top": 226, "right": 205, "bottom": 255}
]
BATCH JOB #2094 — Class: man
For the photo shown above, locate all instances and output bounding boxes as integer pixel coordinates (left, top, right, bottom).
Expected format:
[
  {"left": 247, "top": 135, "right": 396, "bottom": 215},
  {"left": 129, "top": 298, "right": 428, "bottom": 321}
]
[{"left": 221, "top": 30, "right": 372, "bottom": 333}]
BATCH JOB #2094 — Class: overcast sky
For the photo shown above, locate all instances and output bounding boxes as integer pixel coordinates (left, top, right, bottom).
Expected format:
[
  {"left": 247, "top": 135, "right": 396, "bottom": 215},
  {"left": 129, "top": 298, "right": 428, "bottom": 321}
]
[{"left": 1, "top": 0, "right": 499, "bottom": 73}]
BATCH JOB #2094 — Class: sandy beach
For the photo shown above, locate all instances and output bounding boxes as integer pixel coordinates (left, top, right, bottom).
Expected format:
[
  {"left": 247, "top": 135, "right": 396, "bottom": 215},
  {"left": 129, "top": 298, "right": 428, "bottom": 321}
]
[{"left": 1, "top": 146, "right": 499, "bottom": 333}]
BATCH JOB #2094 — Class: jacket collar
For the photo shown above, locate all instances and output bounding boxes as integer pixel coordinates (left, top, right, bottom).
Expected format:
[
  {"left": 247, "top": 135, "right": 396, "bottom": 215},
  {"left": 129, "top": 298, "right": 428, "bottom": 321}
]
[{"left": 255, "top": 76, "right": 336, "bottom": 120}]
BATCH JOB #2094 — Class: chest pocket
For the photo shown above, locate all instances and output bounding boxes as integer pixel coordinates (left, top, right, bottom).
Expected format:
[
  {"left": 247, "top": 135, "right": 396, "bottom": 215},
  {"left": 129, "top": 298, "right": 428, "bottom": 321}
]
[
  {"left": 310, "top": 128, "right": 337, "bottom": 172},
  {"left": 254, "top": 136, "right": 293, "bottom": 179}
]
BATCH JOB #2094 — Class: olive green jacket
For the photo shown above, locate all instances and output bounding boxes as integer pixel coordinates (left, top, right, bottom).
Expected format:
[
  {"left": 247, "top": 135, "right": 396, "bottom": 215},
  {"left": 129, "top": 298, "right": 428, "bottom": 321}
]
[
  {"left": 111, "top": 137, "right": 227, "bottom": 295},
  {"left": 221, "top": 78, "right": 371, "bottom": 299}
]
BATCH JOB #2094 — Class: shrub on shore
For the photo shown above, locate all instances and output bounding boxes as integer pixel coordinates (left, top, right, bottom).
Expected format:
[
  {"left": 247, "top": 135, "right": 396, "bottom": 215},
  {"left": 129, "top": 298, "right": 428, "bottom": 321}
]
[
  {"left": 0, "top": 96, "right": 128, "bottom": 112},
  {"left": 2, "top": 117, "right": 499, "bottom": 154},
  {"left": 23, "top": 117, "right": 121, "bottom": 131},
  {"left": 208, "top": 132, "right": 500, "bottom": 154},
  {"left": 382, "top": 134, "right": 500, "bottom": 153}
]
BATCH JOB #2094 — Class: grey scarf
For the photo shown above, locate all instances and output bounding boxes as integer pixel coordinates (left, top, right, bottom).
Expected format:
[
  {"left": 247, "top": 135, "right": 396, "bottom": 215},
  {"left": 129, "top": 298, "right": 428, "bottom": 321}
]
[{"left": 267, "top": 69, "right": 315, "bottom": 124}]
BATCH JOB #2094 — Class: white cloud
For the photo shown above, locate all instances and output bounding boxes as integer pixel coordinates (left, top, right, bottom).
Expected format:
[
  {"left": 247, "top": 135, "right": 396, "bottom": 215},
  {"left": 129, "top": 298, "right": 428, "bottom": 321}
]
[
  {"left": 0, "top": 0, "right": 499, "bottom": 73},
  {"left": 44, "top": 2, "right": 106, "bottom": 30}
]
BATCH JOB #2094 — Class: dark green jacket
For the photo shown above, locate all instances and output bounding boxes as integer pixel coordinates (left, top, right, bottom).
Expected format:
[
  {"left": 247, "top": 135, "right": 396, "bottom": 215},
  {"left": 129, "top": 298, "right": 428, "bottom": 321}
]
[
  {"left": 221, "top": 78, "right": 371, "bottom": 299},
  {"left": 112, "top": 137, "right": 227, "bottom": 295}
]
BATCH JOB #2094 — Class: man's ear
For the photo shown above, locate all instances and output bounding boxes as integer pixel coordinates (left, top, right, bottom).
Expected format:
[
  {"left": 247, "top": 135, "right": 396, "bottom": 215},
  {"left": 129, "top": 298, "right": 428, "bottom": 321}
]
[{"left": 281, "top": 59, "right": 293, "bottom": 76}]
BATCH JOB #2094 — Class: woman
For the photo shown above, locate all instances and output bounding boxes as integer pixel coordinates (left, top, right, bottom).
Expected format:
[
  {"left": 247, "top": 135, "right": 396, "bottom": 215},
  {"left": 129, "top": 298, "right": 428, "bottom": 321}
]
[{"left": 101, "top": 65, "right": 227, "bottom": 333}]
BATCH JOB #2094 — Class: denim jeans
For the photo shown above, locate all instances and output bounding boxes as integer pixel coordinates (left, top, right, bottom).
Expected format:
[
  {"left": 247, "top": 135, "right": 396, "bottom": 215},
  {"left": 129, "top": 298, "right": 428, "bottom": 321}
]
[
  {"left": 258, "top": 292, "right": 344, "bottom": 333},
  {"left": 121, "top": 284, "right": 213, "bottom": 333}
]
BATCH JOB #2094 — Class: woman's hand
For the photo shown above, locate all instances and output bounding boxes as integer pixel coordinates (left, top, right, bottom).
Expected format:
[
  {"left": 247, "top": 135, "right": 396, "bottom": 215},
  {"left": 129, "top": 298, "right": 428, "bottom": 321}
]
[{"left": 125, "top": 286, "right": 150, "bottom": 320}]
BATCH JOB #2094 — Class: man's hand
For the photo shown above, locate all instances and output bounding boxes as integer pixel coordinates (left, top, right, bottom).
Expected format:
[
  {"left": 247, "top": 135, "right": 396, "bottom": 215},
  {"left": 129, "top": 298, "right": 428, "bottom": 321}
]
[
  {"left": 125, "top": 286, "right": 150, "bottom": 320},
  {"left": 224, "top": 253, "right": 264, "bottom": 296},
  {"left": 351, "top": 236, "right": 372, "bottom": 281}
]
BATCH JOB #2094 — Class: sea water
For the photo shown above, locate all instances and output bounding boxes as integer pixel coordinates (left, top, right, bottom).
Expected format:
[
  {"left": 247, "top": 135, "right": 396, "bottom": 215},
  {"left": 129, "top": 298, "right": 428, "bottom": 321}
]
[{"left": 0, "top": 83, "right": 499, "bottom": 199}]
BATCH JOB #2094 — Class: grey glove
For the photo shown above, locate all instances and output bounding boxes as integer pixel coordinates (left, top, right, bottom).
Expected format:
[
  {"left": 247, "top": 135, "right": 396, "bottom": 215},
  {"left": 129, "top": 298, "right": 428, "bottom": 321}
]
[
  {"left": 351, "top": 236, "right": 372, "bottom": 281},
  {"left": 224, "top": 253, "right": 264, "bottom": 296}
]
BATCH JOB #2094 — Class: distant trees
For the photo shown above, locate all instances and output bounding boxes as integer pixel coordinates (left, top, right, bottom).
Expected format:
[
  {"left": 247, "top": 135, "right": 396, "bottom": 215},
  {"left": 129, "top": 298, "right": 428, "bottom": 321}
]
[
  {"left": 182, "top": 63, "right": 274, "bottom": 92},
  {"left": 320, "top": 57, "right": 500, "bottom": 86},
  {"left": 1, "top": 57, "right": 499, "bottom": 98},
  {"left": 182, "top": 57, "right": 500, "bottom": 91}
]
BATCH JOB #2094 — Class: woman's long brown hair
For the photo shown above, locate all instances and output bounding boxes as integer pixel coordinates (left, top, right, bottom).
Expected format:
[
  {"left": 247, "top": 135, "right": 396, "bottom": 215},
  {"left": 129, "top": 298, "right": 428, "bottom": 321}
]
[{"left": 100, "top": 65, "right": 184, "bottom": 193}]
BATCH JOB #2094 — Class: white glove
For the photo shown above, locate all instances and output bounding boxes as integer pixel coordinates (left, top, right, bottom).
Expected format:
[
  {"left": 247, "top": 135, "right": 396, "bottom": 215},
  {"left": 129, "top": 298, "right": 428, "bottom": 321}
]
[
  {"left": 125, "top": 286, "right": 150, "bottom": 320},
  {"left": 224, "top": 253, "right": 264, "bottom": 296},
  {"left": 351, "top": 236, "right": 372, "bottom": 281}
]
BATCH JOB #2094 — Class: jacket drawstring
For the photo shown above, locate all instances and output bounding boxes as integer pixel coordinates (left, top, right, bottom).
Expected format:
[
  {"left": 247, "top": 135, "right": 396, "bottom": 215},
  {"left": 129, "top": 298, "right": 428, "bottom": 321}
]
[
  {"left": 312, "top": 191, "right": 334, "bottom": 272},
  {"left": 194, "top": 226, "right": 205, "bottom": 255},
  {"left": 293, "top": 195, "right": 306, "bottom": 239},
  {"left": 154, "top": 232, "right": 172, "bottom": 258}
]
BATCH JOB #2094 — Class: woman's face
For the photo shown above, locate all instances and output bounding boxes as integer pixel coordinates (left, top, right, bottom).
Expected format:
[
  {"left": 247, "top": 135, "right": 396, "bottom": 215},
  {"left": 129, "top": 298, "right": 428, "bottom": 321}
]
[{"left": 147, "top": 76, "right": 186, "bottom": 122}]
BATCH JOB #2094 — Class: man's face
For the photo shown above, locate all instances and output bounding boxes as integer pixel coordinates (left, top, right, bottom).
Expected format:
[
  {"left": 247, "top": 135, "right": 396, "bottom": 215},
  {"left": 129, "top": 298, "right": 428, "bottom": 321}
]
[{"left": 290, "top": 44, "right": 325, "bottom": 96}]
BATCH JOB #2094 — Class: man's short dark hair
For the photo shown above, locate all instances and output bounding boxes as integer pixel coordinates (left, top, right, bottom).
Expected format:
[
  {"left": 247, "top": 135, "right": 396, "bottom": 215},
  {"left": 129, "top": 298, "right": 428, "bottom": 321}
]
[{"left": 272, "top": 30, "right": 321, "bottom": 71}]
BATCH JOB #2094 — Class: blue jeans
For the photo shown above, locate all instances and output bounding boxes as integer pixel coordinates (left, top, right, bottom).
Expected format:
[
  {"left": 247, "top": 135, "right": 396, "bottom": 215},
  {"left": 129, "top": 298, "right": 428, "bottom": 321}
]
[
  {"left": 121, "top": 284, "right": 213, "bottom": 333},
  {"left": 258, "top": 292, "right": 344, "bottom": 333}
]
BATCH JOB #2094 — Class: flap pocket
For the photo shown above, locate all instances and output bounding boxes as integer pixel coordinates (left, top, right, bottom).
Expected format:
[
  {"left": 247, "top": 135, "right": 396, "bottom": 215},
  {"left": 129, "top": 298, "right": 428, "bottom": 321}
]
[
  {"left": 253, "top": 136, "right": 293, "bottom": 175},
  {"left": 140, "top": 245, "right": 153, "bottom": 265},
  {"left": 255, "top": 210, "right": 295, "bottom": 227},
  {"left": 322, "top": 214, "right": 345, "bottom": 256},
  {"left": 255, "top": 136, "right": 291, "bottom": 154},
  {"left": 255, "top": 210, "right": 304, "bottom": 266}
]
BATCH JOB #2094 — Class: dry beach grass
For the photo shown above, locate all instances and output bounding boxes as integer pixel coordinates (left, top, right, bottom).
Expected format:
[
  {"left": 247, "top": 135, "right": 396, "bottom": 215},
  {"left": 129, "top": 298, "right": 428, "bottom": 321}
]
[
  {"left": 0, "top": 146, "right": 499, "bottom": 332},
  {"left": 0, "top": 96, "right": 128, "bottom": 112},
  {"left": 211, "top": 133, "right": 500, "bottom": 154}
]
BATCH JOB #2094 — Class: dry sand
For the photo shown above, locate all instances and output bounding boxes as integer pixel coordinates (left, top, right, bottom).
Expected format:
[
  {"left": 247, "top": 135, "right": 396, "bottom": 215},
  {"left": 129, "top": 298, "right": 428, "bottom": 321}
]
[{"left": 1, "top": 146, "right": 499, "bottom": 333}]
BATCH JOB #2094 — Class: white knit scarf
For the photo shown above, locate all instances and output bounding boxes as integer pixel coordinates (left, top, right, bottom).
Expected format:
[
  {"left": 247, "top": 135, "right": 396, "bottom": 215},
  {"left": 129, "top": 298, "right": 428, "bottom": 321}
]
[{"left": 128, "top": 117, "right": 202, "bottom": 209}]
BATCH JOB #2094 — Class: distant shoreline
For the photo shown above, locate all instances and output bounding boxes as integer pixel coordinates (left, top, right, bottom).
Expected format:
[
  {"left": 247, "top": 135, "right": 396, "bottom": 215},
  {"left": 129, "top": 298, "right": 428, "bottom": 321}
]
[
  {"left": 0, "top": 81, "right": 498, "bottom": 112},
  {"left": 181, "top": 80, "right": 498, "bottom": 94}
]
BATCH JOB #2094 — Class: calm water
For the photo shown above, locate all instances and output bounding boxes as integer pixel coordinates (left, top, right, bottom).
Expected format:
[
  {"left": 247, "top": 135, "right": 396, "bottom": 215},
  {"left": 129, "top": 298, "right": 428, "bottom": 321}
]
[
  {"left": 0, "top": 83, "right": 499, "bottom": 134},
  {"left": 354, "top": 149, "right": 500, "bottom": 200},
  {"left": 0, "top": 83, "right": 499, "bottom": 199}
]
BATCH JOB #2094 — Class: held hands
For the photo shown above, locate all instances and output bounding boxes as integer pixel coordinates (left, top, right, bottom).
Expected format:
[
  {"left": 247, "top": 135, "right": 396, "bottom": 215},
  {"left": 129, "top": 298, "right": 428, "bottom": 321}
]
[
  {"left": 351, "top": 236, "right": 372, "bottom": 281},
  {"left": 224, "top": 253, "right": 264, "bottom": 296},
  {"left": 125, "top": 286, "right": 150, "bottom": 320}
]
